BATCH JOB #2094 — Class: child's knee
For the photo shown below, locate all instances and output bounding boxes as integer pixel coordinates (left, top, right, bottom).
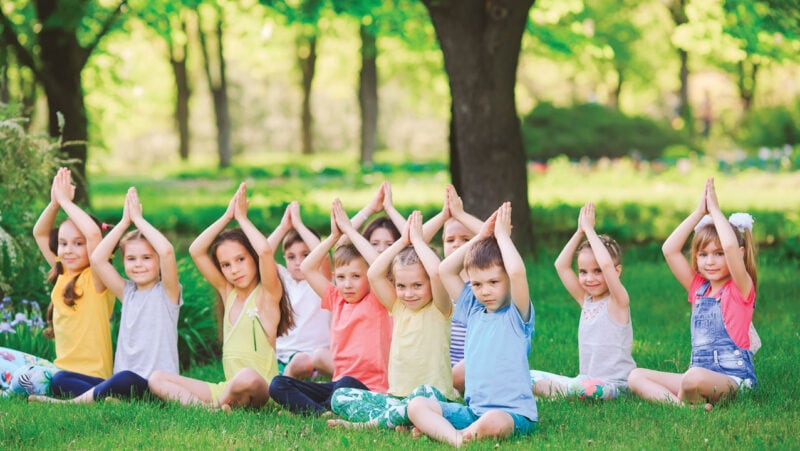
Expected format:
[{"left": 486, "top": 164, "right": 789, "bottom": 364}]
[
  {"left": 286, "top": 353, "right": 314, "bottom": 379},
  {"left": 680, "top": 368, "right": 707, "bottom": 392},
  {"left": 476, "top": 410, "right": 514, "bottom": 438}
]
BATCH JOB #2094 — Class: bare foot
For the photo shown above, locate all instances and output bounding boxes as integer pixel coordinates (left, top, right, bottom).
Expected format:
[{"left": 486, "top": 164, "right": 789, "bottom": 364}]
[
  {"left": 104, "top": 397, "right": 121, "bottom": 404},
  {"left": 394, "top": 425, "right": 409, "bottom": 433},
  {"left": 460, "top": 429, "right": 475, "bottom": 446},
  {"left": 411, "top": 426, "right": 424, "bottom": 440},
  {"left": 28, "top": 395, "right": 65, "bottom": 404},
  {"left": 704, "top": 403, "right": 714, "bottom": 412},
  {"left": 220, "top": 403, "right": 233, "bottom": 414},
  {"left": 326, "top": 419, "right": 353, "bottom": 428}
]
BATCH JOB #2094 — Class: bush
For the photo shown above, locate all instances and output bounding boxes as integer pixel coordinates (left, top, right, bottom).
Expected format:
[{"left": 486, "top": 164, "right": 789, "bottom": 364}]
[
  {"left": 521, "top": 102, "right": 691, "bottom": 161},
  {"left": 176, "top": 257, "right": 220, "bottom": 370},
  {"left": 737, "top": 102, "right": 800, "bottom": 149},
  {"left": 0, "top": 296, "right": 55, "bottom": 360},
  {"left": 0, "top": 103, "right": 62, "bottom": 302}
]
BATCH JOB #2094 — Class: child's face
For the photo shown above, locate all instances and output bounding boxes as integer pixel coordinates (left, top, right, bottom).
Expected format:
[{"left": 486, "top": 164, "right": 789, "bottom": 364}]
[
  {"left": 369, "top": 228, "right": 395, "bottom": 253},
  {"left": 334, "top": 258, "right": 370, "bottom": 303},
  {"left": 57, "top": 220, "right": 90, "bottom": 273},
  {"left": 216, "top": 241, "right": 258, "bottom": 292},
  {"left": 577, "top": 248, "right": 612, "bottom": 299},
  {"left": 696, "top": 240, "right": 732, "bottom": 285},
  {"left": 467, "top": 264, "right": 510, "bottom": 312},
  {"left": 283, "top": 240, "right": 310, "bottom": 282},
  {"left": 443, "top": 221, "right": 473, "bottom": 257},
  {"left": 393, "top": 263, "right": 432, "bottom": 311},
  {"left": 123, "top": 239, "right": 160, "bottom": 290}
]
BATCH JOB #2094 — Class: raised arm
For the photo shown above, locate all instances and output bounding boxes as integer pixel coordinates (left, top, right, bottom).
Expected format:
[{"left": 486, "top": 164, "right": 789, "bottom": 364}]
[
  {"left": 289, "top": 202, "right": 330, "bottom": 279},
  {"left": 33, "top": 169, "right": 64, "bottom": 266},
  {"left": 90, "top": 195, "right": 131, "bottom": 300},
  {"left": 301, "top": 208, "right": 340, "bottom": 298},
  {"left": 494, "top": 202, "right": 530, "bottom": 321},
  {"left": 267, "top": 203, "right": 293, "bottom": 253},
  {"left": 409, "top": 211, "right": 451, "bottom": 316},
  {"left": 127, "top": 188, "right": 180, "bottom": 304},
  {"left": 350, "top": 183, "right": 385, "bottom": 231},
  {"left": 440, "top": 210, "right": 497, "bottom": 300},
  {"left": 421, "top": 188, "right": 449, "bottom": 243},
  {"left": 554, "top": 206, "right": 586, "bottom": 305},
  {"left": 234, "top": 184, "right": 282, "bottom": 305},
  {"left": 663, "top": 181, "right": 708, "bottom": 291},
  {"left": 706, "top": 178, "right": 753, "bottom": 297},
  {"left": 446, "top": 184, "right": 483, "bottom": 234},
  {"left": 367, "top": 220, "right": 410, "bottom": 311},
  {"left": 381, "top": 181, "right": 407, "bottom": 233},
  {"left": 333, "top": 198, "right": 379, "bottom": 265},
  {"left": 582, "top": 203, "right": 629, "bottom": 311},
  {"left": 189, "top": 185, "right": 236, "bottom": 296}
]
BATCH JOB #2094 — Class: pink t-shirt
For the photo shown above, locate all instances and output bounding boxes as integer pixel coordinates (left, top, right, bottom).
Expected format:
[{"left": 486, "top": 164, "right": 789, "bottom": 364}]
[
  {"left": 688, "top": 273, "right": 755, "bottom": 350},
  {"left": 321, "top": 283, "right": 392, "bottom": 393}
]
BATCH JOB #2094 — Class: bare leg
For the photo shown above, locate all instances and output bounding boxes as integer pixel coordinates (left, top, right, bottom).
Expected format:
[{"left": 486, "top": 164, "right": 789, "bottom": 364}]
[
  {"left": 312, "top": 348, "right": 334, "bottom": 379},
  {"left": 452, "top": 360, "right": 465, "bottom": 396},
  {"left": 532, "top": 379, "right": 568, "bottom": 398},
  {"left": 679, "top": 367, "right": 738, "bottom": 405},
  {"left": 29, "top": 387, "right": 98, "bottom": 404},
  {"left": 148, "top": 370, "right": 213, "bottom": 407},
  {"left": 284, "top": 352, "right": 314, "bottom": 379},
  {"left": 460, "top": 409, "right": 514, "bottom": 445},
  {"left": 326, "top": 418, "right": 380, "bottom": 429},
  {"left": 627, "top": 368, "right": 683, "bottom": 404},
  {"left": 218, "top": 368, "right": 269, "bottom": 409},
  {"left": 407, "top": 397, "right": 462, "bottom": 447}
]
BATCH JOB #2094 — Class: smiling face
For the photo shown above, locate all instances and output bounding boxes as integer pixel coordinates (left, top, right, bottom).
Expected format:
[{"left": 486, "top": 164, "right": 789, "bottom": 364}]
[
  {"left": 122, "top": 239, "right": 160, "bottom": 290},
  {"left": 695, "top": 240, "right": 732, "bottom": 287},
  {"left": 467, "top": 264, "right": 510, "bottom": 312},
  {"left": 215, "top": 240, "right": 259, "bottom": 292},
  {"left": 334, "top": 258, "right": 370, "bottom": 303},
  {"left": 57, "top": 220, "right": 90, "bottom": 273},
  {"left": 369, "top": 227, "right": 396, "bottom": 253},
  {"left": 393, "top": 263, "right": 433, "bottom": 311},
  {"left": 443, "top": 220, "right": 473, "bottom": 257},
  {"left": 283, "top": 240, "right": 310, "bottom": 282},
  {"left": 577, "top": 248, "right": 613, "bottom": 300}
]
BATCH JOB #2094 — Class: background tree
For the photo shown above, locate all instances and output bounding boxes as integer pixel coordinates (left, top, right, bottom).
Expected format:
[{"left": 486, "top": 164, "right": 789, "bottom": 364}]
[
  {"left": 0, "top": 0, "right": 126, "bottom": 204},
  {"left": 197, "top": 1, "right": 232, "bottom": 167},
  {"left": 421, "top": 0, "right": 535, "bottom": 251}
]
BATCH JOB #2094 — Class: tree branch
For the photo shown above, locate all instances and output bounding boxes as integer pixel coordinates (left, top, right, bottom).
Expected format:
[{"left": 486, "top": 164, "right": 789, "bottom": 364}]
[
  {"left": 79, "top": 0, "right": 129, "bottom": 67},
  {"left": 0, "top": 9, "right": 43, "bottom": 83}
]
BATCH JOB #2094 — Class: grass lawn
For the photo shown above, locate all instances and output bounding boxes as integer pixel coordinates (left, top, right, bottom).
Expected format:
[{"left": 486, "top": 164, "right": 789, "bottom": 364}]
[{"left": 2, "top": 248, "right": 797, "bottom": 449}]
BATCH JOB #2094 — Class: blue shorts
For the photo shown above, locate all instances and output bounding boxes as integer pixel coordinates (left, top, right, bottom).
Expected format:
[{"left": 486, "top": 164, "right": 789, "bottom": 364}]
[{"left": 438, "top": 401, "right": 537, "bottom": 436}]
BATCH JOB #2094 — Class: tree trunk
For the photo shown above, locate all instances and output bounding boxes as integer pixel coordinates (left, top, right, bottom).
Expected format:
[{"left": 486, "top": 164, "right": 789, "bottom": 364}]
[
  {"left": 609, "top": 65, "right": 623, "bottom": 110},
  {"left": 298, "top": 31, "right": 317, "bottom": 155},
  {"left": 423, "top": 0, "right": 535, "bottom": 252},
  {"left": 170, "top": 16, "right": 191, "bottom": 161},
  {"left": 667, "top": 0, "right": 692, "bottom": 132},
  {"left": 359, "top": 25, "right": 378, "bottom": 167},
  {"left": 198, "top": 9, "right": 232, "bottom": 168},
  {"left": 737, "top": 59, "right": 758, "bottom": 113}
]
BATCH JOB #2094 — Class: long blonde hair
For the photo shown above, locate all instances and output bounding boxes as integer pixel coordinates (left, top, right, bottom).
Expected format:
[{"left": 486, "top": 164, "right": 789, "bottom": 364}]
[{"left": 691, "top": 222, "right": 758, "bottom": 289}]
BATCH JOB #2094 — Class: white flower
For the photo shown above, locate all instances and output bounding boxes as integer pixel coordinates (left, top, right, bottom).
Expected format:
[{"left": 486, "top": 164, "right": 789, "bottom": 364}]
[{"left": 247, "top": 308, "right": 260, "bottom": 319}]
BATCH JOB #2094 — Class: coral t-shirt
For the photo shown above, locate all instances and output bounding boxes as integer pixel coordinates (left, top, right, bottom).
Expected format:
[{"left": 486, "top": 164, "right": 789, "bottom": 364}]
[
  {"left": 688, "top": 273, "right": 755, "bottom": 350},
  {"left": 321, "top": 283, "right": 391, "bottom": 393}
]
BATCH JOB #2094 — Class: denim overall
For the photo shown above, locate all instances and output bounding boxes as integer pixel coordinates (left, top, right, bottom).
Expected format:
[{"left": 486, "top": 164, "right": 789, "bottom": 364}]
[{"left": 690, "top": 281, "right": 757, "bottom": 389}]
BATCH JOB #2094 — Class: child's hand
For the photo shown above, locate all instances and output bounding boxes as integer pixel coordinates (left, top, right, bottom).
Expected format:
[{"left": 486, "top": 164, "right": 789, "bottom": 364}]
[
  {"left": 52, "top": 168, "right": 75, "bottom": 204},
  {"left": 126, "top": 187, "right": 143, "bottom": 223},
  {"left": 695, "top": 179, "right": 709, "bottom": 215},
  {"left": 407, "top": 210, "right": 423, "bottom": 244},
  {"left": 366, "top": 184, "right": 385, "bottom": 216},
  {"left": 332, "top": 198, "right": 353, "bottom": 232},
  {"left": 381, "top": 181, "right": 395, "bottom": 212},
  {"left": 705, "top": 178, "right": 721, "bottom": 214},
  {"left": 478, "top": 210, "right": 498, "bottom": 239},
  {"left": 288, "top": 201, "right": 302, "bottom": 228},
  {"left": 494, "top": 202, "right": 512, "bottom": 238},
  {"left": 329, "top": 203, "right": 342, "bottom": 239},
  {"left": 580, "top": 202, "right": 596, "bottom": 232},
  {"left": 446, "top": 184, "right": 465, "bottom": 219}
]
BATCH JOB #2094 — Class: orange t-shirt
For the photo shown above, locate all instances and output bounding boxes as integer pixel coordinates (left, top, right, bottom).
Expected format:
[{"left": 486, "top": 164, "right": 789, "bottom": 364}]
[{"left": 321, "top": 283, "right": 392, "bottom": 393}]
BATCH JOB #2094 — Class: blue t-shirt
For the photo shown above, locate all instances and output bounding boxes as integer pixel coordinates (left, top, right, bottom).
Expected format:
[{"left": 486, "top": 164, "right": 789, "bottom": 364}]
[{"left": 454, "top": 282, "right": 537, "bottom": 422}]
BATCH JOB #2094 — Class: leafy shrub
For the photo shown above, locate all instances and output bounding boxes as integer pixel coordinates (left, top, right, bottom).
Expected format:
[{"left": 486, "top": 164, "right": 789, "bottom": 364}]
[
  {"left": 176, "top": 257, "right": 220, "bottom": 370},
  {"left": 737, "top": 102, "right": 800, "bottom": 149},
  {"left": 0, "top": 296, "right": 55, "bottom": 360},
  {"left": 521, "top": 102, "right": 691, "bottom": 161},
  {"left": 0, "top": 103, "right": 62, "bottom": 302}
]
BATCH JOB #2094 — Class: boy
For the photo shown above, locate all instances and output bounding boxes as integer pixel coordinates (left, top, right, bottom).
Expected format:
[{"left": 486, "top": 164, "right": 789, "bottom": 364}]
[
  {"left": 408, "top": 202, "right": 537, "bottom": 446},
  {"left": 267, "top": 202, "right": 333, "bottom": 379},
  {"left": 268, "top": 200, "right": 392, "bottom": 414}
]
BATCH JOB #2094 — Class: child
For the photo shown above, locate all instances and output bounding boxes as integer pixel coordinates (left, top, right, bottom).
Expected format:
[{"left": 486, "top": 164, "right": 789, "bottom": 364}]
[
  {"left": 32, "top": 168, "right": 115, "bottom": 390},
  {"left": 530, "top": 202, "right": 635, "bottom": 400},
  {"left": 268, "top": 199, "right": 392, "bottom": 415},
  {"left": 328, "top": 211, "right": 457, "bottom": 429},
  {"left": 267, "top": 201, "right": 333, "bottom": 379},
  {"left": 0, "top": 347, "right": 59, "bottom": 397},
  {"left": 408, "top": 202, "right": 537, "bottom": 446},
  {"left": 30, "top": 187, "right": 181, "bottom": 403},
  {"left": 148, "top": 183, "right": 293, "bottom": 410},
  {"left": 628, "top": 178, "right": 758, "bottom": 408}
]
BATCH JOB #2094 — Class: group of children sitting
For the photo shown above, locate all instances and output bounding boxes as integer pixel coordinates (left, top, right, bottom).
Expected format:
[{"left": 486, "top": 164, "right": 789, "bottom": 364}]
[{"left": 0, "top": 169, "right": 760, "bottom": 447}]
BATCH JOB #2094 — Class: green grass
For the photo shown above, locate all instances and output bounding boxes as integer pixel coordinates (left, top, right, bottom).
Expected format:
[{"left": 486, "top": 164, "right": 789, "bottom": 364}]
[{"left": 2, "top": 249, "right": 798, "bottom": 449}]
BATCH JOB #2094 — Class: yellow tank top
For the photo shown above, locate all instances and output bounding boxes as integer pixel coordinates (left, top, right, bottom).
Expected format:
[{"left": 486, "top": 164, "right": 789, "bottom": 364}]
[
  {"left": 222, "top": 284, "right": 278, "bottom": 383},
  {"left": 52, "top": 267, "right": 115, "bottom": 378}
]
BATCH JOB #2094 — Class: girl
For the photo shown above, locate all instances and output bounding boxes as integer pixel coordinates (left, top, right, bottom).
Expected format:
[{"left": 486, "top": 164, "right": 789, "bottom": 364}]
[
  {"left": 148, "top": 183, "right": 294, "bottom": 410},
  {"left": 30, "top": 187, "right": 181, "bottom": 403},
  {"left": 267, "top": 201, "right": 334, "bottom": 379},
  {"left": 530, "top": 202, "right": 635, "bottom": 400},
  {"left": 627, "top": 178, "right": 758, "bottom": 408},
  {"left": 32, "top": 168, "right": 115, "bottom": 393},
  {"left": 328, "top": 210, "right": 457, "bottom": 430}
]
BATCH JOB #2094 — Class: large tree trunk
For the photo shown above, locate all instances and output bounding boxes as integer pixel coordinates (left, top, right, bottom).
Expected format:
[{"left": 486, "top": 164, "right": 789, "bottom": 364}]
[
  {"left": 423, "top": 0, "right": 535, "bottom": 252},
  {"left": 737, "top": 59, "right": 758, "bottom": 113},
  {"left": 298, "top": 31, "right": 317, "bottom": 155},
  {"left": 170, "top": 16, "right": 191, "bottom": 161},
  {"left": 198, "top": 9, "right": 232, "bottom": 168},
  {"left": 359, "top": 25, "right": 378, "bottom": 167}
]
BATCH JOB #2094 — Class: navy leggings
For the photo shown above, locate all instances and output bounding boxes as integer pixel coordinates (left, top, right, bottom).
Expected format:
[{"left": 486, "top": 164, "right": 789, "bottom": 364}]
[
  {"left": 269, "top": 376, "right": 367, "bottom": 415},
  {"left": 51, "top": 370, "right": 148, "bottom": 400}
]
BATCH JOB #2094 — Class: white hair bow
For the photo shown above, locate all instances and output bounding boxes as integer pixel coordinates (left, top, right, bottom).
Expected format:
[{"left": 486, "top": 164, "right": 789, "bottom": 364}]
[{"left": 694, "top": 213, "right": 754, "bottom": 232}]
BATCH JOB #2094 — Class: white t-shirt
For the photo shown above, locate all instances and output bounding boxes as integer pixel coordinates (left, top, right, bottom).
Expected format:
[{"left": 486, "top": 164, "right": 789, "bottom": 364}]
[{"left": 275, "top": 265, "right": 332, "bottom": 362}]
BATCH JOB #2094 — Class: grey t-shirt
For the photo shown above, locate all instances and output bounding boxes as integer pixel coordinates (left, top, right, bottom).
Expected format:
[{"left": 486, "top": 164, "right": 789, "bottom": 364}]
[
  {"left": 113, "top": 281, "right": 181, "bottom": 377},
  {"left": 578, "top": 296, "right": 636, "bottom": 386}
]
